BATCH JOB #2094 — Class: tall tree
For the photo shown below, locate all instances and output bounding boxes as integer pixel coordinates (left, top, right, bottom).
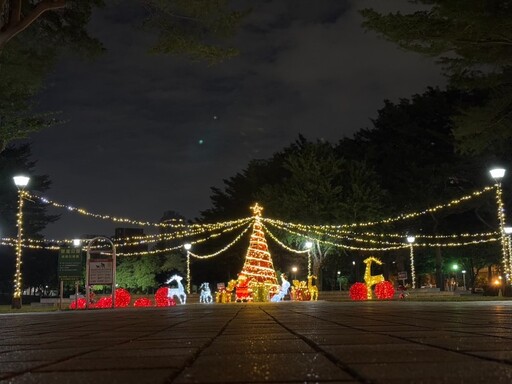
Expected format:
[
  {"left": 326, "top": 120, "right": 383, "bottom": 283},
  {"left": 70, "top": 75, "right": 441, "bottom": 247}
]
[
  {"left": 361, "top": 1, "right": 512, "bottom": 154},
  {"left": 0, "top": 144, "right": 59, "bottom": 293},
  {"left": 0, "top": 144, "right": 59, "bottom": 237},
  {"left": 259, "top": 140, "right": 387, "bottom": 283},
  {"left": 339, "top": 88, "right": 505, "bottom": 289},
  {"left": 201, "top": 138, "right": 387, "bottom": 286}
]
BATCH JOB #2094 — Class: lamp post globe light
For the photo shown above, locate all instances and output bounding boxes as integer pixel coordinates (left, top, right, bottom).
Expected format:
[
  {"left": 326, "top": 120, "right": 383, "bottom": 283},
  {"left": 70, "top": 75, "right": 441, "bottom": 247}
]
[
  {"left": 291, "top": 266, "right": 298, "bottom": 280},
  {"left": 490, "top": 168, "right": 506, "bottom": 180},
  {"left": 12, "top": 175, "right": 30, "bottom": 309},
  {"left": 490, "top": 168, "right": 509, "bottom": 280},
  {"left": 462, "top": 270, "right": 467, "bottom": 290}
]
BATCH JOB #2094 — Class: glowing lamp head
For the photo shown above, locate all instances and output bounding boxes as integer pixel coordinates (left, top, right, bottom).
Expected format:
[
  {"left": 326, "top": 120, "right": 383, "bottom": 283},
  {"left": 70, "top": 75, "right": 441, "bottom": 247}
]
[
  {"left": 452, "top": 264, "right": 459, "bottom": 271},
  {"left": 184, "top": 243, "right": 192, "bottom": 251},
  {"left": 13, "top": 175, "right": 30, "bottom": 188},
  {"left": 72, "top": 239, "right": 81, "bottom": 247},
  {"left": 490, "top": 168, "right": 506, "bottom": 180},
  {"left": 504, "top": 227, "right": 512, "bottom": 235},
  {"left": 304, "top": 241, "right": 313, "bottom": 249},
  {"left": 291, "top": 266, "right": 298, "bottom": 273},
  {"left": 406, "top": 236, "right": 415, "bottom": 244}
]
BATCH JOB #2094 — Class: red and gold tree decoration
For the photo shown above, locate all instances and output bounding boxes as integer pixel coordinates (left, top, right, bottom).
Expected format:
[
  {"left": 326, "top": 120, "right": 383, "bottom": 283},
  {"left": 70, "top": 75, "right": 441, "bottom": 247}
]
[{"left": 238, "top": 203, "right": 279, "bottom": 287}]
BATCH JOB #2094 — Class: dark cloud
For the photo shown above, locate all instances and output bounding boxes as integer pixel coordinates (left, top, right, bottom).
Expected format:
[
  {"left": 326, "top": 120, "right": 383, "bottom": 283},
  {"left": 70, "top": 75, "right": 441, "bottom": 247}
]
[{"left": 27, "top": 0, "right": 444, "bottom": 238}]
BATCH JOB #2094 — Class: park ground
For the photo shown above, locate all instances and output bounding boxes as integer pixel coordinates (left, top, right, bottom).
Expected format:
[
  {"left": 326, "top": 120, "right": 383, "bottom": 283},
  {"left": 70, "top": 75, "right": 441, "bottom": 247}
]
[{"left": 1, "top": 299, "right": 512, "bottom": 383}]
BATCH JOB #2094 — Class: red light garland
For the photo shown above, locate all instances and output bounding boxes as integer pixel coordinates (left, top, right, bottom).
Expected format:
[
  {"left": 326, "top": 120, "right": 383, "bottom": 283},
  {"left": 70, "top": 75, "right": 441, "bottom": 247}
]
[
  {"left": 115, "top": 288, "right": 131, "bottom": 307},
  {"left": 134, "top": 297, "right": 153, "bottom": 307},
  {"left": 94, "top": 296, "right": 112, "bottom": 308},
  {"left": 155, "top": 287, "right": 177, "bottom": 307},
  {"left": 374, "top": 281, "right": 395, "bottom": 300},
  {"left": 69, "top": 298, "right": 87, "bottom": 309},
  {"left": 349, "top": 282, "right": 368, "bottom": 301}
]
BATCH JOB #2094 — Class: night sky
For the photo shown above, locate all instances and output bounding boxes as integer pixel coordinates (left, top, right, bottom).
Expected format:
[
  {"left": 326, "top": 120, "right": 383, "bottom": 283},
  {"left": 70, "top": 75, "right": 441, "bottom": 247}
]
[{"left": 27, "top": 0, "right": 444, "bottom": 239}]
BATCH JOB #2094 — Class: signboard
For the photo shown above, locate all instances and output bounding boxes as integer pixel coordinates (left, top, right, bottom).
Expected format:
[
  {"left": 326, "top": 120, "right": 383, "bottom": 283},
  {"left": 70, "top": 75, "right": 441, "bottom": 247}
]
[
  {"left": 58, "top": 247, "right": 83, "bottom": 280},
  {"left": 398, "top": 271, "right": 408, "bottom": 280},
  {"left": 88, "top": 259, "right": 113, "bottom": 285}
]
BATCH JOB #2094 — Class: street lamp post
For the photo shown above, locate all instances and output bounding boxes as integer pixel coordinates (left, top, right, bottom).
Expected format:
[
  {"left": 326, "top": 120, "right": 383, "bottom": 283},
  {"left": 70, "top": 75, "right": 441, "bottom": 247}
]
[
  {"left": 406, "top": 236, "right": 416, "bottom": 289},
  {"left": 184, "top": 243, "right": 192, "bottom": 294},
  {"left": 352, "top": 260, "right": 357, "bottom": 281},
  {"left": 12, "top": 175, "right": 30, "bottom": 309},
  {"left": 490, "top": 168, "right": 509, "bottom": 280},
  {"left": 452, "top": 263, "right": 459, "bottom": 291},
  {"left": 291, "top": 266, "right": 298, "bottom": 280},
  {"left": 337, "top": 270, "right": 341, "bottom": 291},
  {"left": 462, "top": 270, "right": 467, "bottom": 291},
  {"left": 304, "top": 241, "right": 313, "bottom": 277}
]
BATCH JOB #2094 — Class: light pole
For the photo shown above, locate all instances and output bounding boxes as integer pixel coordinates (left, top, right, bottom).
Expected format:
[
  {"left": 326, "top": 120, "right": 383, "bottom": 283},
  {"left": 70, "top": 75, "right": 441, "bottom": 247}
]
[
  {"left": 490, "top": 168, "right": 509, "bottom": 279},
  {"left": 505, "top": 226, "right": 512, "bottom": 280},
  {"left": 337, "top": 270, "right": 341, "bottom": 291},
  {"left": 462, "top": 270, "right": 467, "bottom": 291},
  {"left": 406, "top": 236, "right": 416, "bottom": 289},
  {"left": 291, "top": 266, "right": 298, "bottom": 280},
  {"left": 12, "top": 176, "right": 29, "bottom": 297},
  {"left": 352, "top": 260, "right": 357, "bottom": 281},
  {"left": 12, "top": 175, "right": 30, "bottom": 309},
  {"left": 184, "top": 243, "right": 192, "bottom": 294},
  {"left": 452, "top": 263, "right": 459, "bottom": 291},
  {"left": 304, "top": 241, "right": 313, "bottom": 277}
]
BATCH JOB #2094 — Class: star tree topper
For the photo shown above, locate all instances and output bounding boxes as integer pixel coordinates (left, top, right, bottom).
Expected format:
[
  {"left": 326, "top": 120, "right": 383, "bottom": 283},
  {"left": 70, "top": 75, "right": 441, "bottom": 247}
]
[{"left": 250, "top": 203, "right": 263, "bottom": 217}]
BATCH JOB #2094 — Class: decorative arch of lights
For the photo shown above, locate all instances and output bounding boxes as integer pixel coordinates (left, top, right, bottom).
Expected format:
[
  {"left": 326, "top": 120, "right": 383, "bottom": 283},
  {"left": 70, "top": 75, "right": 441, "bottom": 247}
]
[{"left": 0, "top": 185, "right": 507, "bottom": 286}]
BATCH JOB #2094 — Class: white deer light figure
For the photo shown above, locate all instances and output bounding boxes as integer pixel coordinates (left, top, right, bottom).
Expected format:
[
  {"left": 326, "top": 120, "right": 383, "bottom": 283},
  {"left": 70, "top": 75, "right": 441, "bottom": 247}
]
[
  {"left": 166, "top": 275, "right": 187, "bottom": 304},
  {"left": 199, "top": 282, "right": 213, "bottom": 304}
]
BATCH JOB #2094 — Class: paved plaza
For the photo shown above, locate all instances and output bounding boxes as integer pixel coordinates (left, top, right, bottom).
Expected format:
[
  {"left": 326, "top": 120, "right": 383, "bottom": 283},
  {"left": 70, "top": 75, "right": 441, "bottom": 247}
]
[{"left": 1, "top": 301, "right": 512, "bottom": 383}]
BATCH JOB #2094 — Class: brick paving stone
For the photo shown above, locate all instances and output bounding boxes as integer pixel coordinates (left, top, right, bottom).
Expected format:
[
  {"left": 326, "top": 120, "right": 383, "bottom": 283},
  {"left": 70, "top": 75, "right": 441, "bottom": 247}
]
[
  {"left": 202, "top": 337, "right": 315, "bottom": 355},
  {"left": 349, "top": 361, "right": 512, "bottom": 383},
  {"left": 0, "top": 348, "right": 96, "bottom": 362},
  {"left": 4, "top": 369, "right": 178, "bottom": 384},
  {"left": 304, "top": 334, "right": 410, "bottom": 346},
  {"left": 172, "top": 352, "right": 353, "bottom": 383},
  {"left": 322, "top": 344, "right": 479, "bottom": 363},
  {"left": 34, "top": 355, "right": 191, "bottom": 371}
]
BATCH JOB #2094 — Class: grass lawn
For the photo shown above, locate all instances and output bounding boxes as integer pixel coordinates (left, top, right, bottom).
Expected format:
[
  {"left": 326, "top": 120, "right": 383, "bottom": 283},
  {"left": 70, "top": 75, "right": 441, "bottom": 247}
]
[{"left": 0, "top": 305, "right": 60, "bottom": 314}]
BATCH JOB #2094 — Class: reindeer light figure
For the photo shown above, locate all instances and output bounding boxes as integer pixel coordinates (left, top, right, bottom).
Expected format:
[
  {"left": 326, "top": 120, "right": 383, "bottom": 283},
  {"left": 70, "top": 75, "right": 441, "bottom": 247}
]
[
  {"left": 199, "top": 282, "right": 213, "bottom": 304},
  {"left": 166, "top": 275, "right": 187, "bottom": 304},
  {"left": 363, "top": 257, "right": 385, "bottom": 300},
  {"left": 307, "top": 275, "right": 318, "bottom": 301}
]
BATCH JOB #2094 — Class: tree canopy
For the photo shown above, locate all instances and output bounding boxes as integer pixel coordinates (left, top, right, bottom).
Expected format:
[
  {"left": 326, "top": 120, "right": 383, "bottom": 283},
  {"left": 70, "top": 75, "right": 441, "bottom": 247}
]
[{"left": 361, "top": 1, "right": 512, "bottom": 154}]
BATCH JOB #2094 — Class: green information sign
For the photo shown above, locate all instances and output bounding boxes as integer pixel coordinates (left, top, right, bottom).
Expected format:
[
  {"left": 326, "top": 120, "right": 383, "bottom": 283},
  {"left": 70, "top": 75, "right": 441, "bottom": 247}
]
[{"left": 58, "top": 247, "right": 83, "bottom": 280}]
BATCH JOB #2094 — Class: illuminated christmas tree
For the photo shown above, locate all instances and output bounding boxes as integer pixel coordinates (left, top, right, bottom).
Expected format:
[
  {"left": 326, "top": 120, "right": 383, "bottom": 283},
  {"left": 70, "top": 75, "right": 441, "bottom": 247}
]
[{"left": 239, "top": 203, "right": 279, "bottom": 286}]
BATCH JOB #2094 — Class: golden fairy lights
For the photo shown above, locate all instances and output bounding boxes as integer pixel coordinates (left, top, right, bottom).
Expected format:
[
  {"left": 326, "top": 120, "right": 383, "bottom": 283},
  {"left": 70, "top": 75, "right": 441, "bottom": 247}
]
[
  {"left": 27, "top": 192, "right": 251, "bottom": 230},
  {"left": 12, "top": 189, "right": 27, "bottom": 302},
  {"left": 188, "top": 224, "right": 252, "bottom": 260},
  {"left": 0, "top": 184, "right": 507, "bottom": 278},
  {"left": 494, "top": 182, "right": 510, "bottom": 276}
]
